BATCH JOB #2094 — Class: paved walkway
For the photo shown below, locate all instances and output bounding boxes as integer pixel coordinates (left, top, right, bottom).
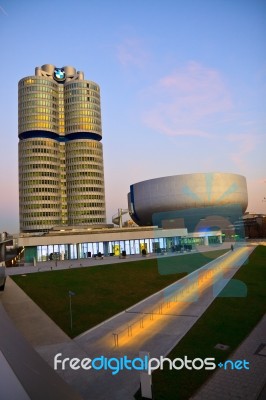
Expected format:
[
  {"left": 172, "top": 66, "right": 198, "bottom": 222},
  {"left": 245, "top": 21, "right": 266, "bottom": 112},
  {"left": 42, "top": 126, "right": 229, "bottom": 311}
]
[
  {"left": 191, "top": 314, "right": 266, "bottom": 400},
  {"left": 2, "top": 245, "right": 264, "bottom": 399},
  {"left": 0, "top": 302, "right": 81, "bottom": 400}
]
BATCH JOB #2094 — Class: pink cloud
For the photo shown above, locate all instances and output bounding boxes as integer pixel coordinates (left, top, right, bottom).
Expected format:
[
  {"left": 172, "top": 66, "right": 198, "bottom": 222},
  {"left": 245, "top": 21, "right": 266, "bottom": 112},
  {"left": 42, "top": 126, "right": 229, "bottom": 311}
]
[
  {"left": 142, "top": 61, "right": 232, "bottom": 137},
  {"left": 228, "top": 133, "right": 259, "bottom": 169},
  {"left": 116, "top": 38, "right": 149, "bottom": 68}
]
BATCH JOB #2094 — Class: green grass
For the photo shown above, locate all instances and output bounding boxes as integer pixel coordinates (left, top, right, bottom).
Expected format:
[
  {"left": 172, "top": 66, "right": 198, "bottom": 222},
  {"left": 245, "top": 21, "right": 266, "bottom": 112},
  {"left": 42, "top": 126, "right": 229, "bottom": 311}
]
[
  {"left": 11, "top": 249, "right": 226, "bottom": 337},
  {"left": 138, "top": 245, "right": 266, "bottom": 400}
]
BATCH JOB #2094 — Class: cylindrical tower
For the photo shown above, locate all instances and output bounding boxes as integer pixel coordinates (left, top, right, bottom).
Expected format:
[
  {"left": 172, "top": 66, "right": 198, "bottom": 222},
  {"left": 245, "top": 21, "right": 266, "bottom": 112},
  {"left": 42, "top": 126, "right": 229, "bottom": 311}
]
[
  {"left": 64, "top": 80, "right": 106, "bottom": 225},
  {"left": 18, "top": 65, "right": 106, "bottom": 232},
  {"left": 18, "top": 74, "right": 62, "bottom": 231}
]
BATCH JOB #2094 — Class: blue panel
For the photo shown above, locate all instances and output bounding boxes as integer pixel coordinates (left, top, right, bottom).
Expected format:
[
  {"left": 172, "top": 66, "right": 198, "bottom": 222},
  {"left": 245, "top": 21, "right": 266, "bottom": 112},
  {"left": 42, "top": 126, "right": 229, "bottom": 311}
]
[
  {"left": 19, "top": 131, "right": 61, "bottom": 141},
  {"left": 19, "top": 131, "right": 102, "bottom": 142},
  {"left": 66, "top": 132, "right": 102, "bottom": 141}
]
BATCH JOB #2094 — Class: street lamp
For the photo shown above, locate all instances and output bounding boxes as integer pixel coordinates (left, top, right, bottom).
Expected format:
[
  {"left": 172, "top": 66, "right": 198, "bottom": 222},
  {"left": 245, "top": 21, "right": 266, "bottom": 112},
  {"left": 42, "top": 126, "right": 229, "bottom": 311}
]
[{"left": 68, "top": 290, "right": 75, "bottom": 331}]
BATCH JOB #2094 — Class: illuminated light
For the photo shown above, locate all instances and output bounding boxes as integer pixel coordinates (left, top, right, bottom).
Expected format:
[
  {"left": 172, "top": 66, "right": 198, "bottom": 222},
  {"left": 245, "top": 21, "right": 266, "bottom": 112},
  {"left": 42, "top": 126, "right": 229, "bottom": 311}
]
[{"left": 25, "top": 79, "right": 34, "bottom": 85}]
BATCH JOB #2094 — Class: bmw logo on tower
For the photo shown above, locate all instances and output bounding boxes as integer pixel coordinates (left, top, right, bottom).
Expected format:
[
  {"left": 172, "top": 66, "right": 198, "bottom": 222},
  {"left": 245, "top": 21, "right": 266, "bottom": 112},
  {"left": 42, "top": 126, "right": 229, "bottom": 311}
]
[{"left": 54, "top": 67, "right": 66, "bottom": 82}]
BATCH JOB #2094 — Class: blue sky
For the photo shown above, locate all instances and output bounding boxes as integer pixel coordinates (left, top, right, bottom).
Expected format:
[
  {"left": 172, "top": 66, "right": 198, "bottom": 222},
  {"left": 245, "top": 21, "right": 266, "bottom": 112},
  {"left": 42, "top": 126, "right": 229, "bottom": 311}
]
[{"left": 0, "top": 0, "right": 265, "bottom": 232}]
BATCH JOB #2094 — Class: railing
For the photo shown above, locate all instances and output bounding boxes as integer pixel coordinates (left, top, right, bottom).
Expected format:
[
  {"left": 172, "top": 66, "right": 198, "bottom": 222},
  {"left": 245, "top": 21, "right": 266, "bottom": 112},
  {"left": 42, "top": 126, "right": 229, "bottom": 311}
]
[{"left": 112, "top": 248, "right": 248, "bottom": 348}]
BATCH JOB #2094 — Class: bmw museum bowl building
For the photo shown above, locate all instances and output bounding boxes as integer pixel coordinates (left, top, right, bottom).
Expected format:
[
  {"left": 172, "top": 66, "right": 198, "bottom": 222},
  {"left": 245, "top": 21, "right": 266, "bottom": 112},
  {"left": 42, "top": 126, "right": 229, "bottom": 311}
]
[{"left": 128, "top": 172, "right": 248, "bottom": 229}]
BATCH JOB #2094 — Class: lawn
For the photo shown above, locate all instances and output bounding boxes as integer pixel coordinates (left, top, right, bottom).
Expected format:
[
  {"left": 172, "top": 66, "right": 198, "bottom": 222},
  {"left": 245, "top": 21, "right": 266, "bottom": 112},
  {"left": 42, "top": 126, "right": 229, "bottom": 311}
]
[
  {"left": 139, "top": 245, "right": 266, "bottom": 400},
  {"left": 12, "top": 249, "right": 226, "bottom": 337}
]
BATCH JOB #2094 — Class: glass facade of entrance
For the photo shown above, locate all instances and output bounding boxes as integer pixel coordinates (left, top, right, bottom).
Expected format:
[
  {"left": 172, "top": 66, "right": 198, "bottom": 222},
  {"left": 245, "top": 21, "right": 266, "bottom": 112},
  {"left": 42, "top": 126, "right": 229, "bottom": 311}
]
[{"left": 34, "top": 234, "right": 221, "bottom": 262}]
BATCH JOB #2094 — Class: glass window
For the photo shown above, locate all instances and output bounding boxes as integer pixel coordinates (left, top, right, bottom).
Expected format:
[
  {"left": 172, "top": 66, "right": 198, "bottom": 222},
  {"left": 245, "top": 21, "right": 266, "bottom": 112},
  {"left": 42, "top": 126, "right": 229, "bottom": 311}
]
[
  {"left": 70, "top": 244, "right": 77, "bottom": 259},
  {"left": 134, "top": 240, "right": 140, "bottom": 254},
  {"left": 125, "top": 241, "right": 130, "bottom": 255}
]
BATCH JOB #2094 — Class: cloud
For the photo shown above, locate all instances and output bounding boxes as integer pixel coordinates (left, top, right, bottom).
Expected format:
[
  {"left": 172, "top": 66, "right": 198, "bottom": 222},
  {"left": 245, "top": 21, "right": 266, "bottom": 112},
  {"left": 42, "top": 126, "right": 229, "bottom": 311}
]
[
  {"left": 0, "top": 5, "right": 8, "bottom": 16},
  {"left": 227, "top": 133, "right": 259, "bottom": 169},
  {"left": 116, "top": 38, "right": 149, "bottom": 68},
  {"left": 142, "top": 61, "right": 232, "bottom": 137}
]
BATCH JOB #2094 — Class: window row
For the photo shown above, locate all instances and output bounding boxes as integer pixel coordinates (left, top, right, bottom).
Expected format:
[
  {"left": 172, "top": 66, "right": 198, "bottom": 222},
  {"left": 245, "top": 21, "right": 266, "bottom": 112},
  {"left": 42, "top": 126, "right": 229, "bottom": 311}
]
[
  {"left": 20, "top": 78, "right": 57, "bottom": 88},
  {"left": 20, "top": 149, "right": 59, "bottom": 155},
  {"left": 20, "top": 179, "right": 59, "bottom": 186},
  {"left": 20, "top": 203, "right": 61, "bottom": 209},
  {"left": 20, "top": 187, "right": 60, "bottom": 193},
  {"left": 66, "top": 141, "right": 102, "bottom": 148},
  {"left": 20, "top": 100, "right": 57, "bottom": 108},
  {"left": 66, "top": 171, "right": 104, "bottom": 178},
  {"left": 20, "top": 86, "right": 57, "bottom": 94},
  {"left": 68, "top": 218, "right": 106, "bottom": 225},
  {"left": 65, "top": 124, "right": 101, "bottom": 133},
  {"left": 21, "top": 220, "right": 61, "bottom": 226},
  {"left": 20, "top": 164, "right": 59, "bottom": 170},
  {"left": 22, "top": 212, "right": 61, "bottom": 218},
  {"left": 68, "top": 185, "right": 105, "bottom": 193},
  {"left": 66, "top": 159, "right": 102, "bottom": 166},
  {"left": 67, "top": 179, "right": 103, "bottom": 186},
  {"left": 20, "top": 195, "right": 61, "bottom": 201},
  {"left": 66, "top": 148, "right": 102, "bottom": 156},
  {"left": 65, "top": 102, "right": 100, "bottom": 112},
  {"left": 66, "top": 117, "right": 100, "bottom": 125},
  {"left": 66, "top": 156, "right": 101, "bottom": 162},
  {"left": 65, "top": 89, "right": 100, "bottom": 98},
  {"left": 19, "top": 171, "right": 58, "bottom": 178},
  {"left": 19, "top": 93, "right": 57, "bottom": 101},
  {"left": 20, "top": 156, "right": 59, "bottom": 162},
  {"left": 19, "top": 122, "right": 58, "bottom": 131},
  {"left": 66, "top": 82, "right": 99, "bottom": 91},
  {"left": 67, "top": 193, "right": 104, "bottom": 201},
  {"left": 20, "top": 140, "right": 58, "bottom": 147},
  {"left": 67, "top": 210, "right": 105, "bottom": 215},
  {"left": 69, "top": 202, "right": 105, "bottom": 208},
  {"left": 19, "top": 108, "right": 58, "bottom": 116},
  {"left": 67, "top": 109, "right": 100, "bottom": 118},
  {"left": 65, "top": 96, "right": 100, "bottom": 105},
  {"left": 19, "top": 116, "right": 57, "bottom": 123}
]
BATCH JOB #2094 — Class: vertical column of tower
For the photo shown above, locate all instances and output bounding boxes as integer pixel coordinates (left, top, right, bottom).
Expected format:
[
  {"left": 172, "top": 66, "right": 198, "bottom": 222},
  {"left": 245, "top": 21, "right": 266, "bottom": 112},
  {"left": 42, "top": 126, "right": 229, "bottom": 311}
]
[
  {"left": 58, "top": 85, "right": 68, "bottom": 225},
  {"left": 64, "top": 79, "right": 106, "bottom": 225},
  {"left": 18, "top": 74, "right": 62, "bottom": 231}
]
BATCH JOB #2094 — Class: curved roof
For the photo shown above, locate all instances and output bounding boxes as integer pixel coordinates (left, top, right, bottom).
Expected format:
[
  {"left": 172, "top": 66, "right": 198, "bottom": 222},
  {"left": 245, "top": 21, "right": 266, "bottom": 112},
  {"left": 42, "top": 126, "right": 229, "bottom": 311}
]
[{"left": 128, "top": 172, "right": 248, "bottom": 226}]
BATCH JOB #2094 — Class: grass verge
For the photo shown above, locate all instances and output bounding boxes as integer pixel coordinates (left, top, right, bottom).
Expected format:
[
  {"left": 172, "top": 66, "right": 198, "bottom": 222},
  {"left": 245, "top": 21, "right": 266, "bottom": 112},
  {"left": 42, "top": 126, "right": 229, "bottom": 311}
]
[
  {"left": 135, "top": 245, "right": 266, "bottom": 400},
  {"left": 11, "top": 249, "right": 226, "bottom": 337}
]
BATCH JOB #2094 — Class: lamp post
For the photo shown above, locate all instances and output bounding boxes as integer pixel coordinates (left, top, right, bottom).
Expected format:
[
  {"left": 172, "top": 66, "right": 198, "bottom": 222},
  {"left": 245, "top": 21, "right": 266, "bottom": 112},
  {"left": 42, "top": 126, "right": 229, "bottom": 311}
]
[{"left": 68, "top": 290, "right": 75, "bottom": 331}]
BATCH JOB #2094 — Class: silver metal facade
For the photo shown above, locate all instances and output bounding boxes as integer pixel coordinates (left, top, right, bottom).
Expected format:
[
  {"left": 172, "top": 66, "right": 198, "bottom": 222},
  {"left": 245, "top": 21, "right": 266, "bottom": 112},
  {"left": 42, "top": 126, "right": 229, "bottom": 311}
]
[{"left": 128, "top": 172, "right": 248, "bottom": 226}]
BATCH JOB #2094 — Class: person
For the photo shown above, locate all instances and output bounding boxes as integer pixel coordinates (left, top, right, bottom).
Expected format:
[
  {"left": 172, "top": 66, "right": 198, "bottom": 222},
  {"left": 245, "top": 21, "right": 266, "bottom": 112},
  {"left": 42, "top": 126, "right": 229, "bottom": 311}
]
[{"left": 231, "top": 244, "right": 234, "bottom": 251}]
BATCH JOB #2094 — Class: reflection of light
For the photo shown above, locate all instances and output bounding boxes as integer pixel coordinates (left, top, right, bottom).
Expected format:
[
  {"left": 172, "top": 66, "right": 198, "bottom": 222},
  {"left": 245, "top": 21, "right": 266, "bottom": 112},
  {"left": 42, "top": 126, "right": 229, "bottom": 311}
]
[
  {"left": 109, "top": 247, "right": 248, "bottom": 348},
  {"left": 198, "top": 227, "right": 210, "bottom": 233}
]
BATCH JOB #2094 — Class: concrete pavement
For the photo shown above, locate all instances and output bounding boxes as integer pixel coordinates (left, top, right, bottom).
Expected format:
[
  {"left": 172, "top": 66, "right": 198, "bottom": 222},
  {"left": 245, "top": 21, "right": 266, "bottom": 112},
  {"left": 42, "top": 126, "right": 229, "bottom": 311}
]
[
  {"left": 191, "top": 314, "right": 266, "bottom": 400},
  {"left": 0, "top": 301, "right": 81, "bottom": 400}
]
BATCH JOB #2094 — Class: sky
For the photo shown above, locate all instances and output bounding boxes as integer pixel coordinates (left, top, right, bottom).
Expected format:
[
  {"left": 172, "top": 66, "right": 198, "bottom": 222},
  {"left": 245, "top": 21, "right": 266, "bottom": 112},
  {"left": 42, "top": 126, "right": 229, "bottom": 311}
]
[{"left": 0, "top": 0, "right": 265, "bottom": 233}]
